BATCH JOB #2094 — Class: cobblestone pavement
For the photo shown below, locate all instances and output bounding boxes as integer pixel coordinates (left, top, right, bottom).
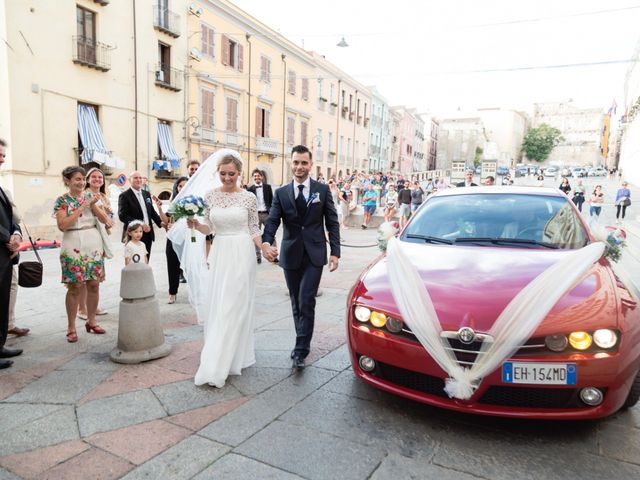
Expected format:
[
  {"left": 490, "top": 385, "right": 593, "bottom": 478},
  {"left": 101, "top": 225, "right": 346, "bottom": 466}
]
[{"left": 1, "top": 178, "right": 639, "bottom": 479}]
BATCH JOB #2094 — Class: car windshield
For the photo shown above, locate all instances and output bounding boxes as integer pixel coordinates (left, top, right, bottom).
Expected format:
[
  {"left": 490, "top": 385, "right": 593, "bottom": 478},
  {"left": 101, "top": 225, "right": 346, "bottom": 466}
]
[{"left": 402, "top": 193, "right": 590, "bottom": 250}]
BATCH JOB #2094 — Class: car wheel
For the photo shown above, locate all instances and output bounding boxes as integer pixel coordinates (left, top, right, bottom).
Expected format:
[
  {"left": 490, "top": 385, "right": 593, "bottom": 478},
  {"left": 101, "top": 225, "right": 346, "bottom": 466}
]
[{"left": 622, "top": 370, "right": 640, "bottom": 409}]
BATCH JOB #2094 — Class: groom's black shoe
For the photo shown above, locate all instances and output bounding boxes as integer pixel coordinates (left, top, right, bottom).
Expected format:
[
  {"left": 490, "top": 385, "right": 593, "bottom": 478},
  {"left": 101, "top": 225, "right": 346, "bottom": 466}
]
[
  {"left": 292, "top": 355, "right": 305, "bottom": 370},
  {"left": 0, "top": 359, "right": 13, "bottom": 369},
  {"left": 0, "top": 347, "right": 23, "bottom": 358}
]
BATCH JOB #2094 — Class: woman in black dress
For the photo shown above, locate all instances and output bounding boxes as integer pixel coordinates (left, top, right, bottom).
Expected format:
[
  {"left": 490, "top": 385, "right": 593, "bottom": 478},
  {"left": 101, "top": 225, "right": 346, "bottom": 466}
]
[{"left": 166, "top": 176, "right": 188, "bottom": 304}]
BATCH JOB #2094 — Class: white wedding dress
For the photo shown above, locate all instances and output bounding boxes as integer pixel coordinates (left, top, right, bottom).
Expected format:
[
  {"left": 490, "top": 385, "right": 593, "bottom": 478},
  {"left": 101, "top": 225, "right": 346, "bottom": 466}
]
[{"left": 193, "top": 189, "right": 261, "bottom": 387}]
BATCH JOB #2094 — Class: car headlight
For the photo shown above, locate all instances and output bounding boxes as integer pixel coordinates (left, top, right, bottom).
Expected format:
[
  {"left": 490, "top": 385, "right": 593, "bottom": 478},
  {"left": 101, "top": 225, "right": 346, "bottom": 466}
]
[
  {"left": 568, "top": 331, "right": 592, "bottom": 350},
  {"left": 385, "top": 317, "right": 403, "bottom": 333},
  {"left": 545, "top": 334, "right": 568, "bottom": 352},
  {"left": 593, "top": 329, "right": 617, "bottom": 349},
  {"left": 370, "top": 311, "right": 387, "bottom": 328},
  {"left": 354, "top": 306, "right": 371, "bottom": 323}
]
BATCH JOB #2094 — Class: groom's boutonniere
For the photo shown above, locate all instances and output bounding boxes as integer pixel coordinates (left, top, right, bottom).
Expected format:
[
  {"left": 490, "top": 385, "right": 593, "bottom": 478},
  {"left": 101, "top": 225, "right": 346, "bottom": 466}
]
[{"left": 307, "top": 192, "right": 321, "bottom": 205}]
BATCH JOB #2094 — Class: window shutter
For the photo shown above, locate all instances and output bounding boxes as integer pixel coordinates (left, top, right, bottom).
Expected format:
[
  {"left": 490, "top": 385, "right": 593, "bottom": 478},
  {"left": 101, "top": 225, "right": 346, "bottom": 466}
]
[
  {"left": 255, "top": 107, "right": 262, "bottom": 137},
  {"left": 267, "top": 58, "right": 271, "bottom": 81},
  {"left": 288, "top": 71, "right": 295, "bottom": 95},
  {"left": 226, "top": 97, "right": 232, "bottom": 130},
  {"left": 265, "top": 110, "right": 270, "bottom": 138},
  {"left": 238, "top": 44, "right": 244, "bottom": 72},
  {"left": 287, "top": 118, "right": 294, "bottom": 144},
  {"left": 201, "top": 24, "right": 207, "bottom": 55},
  {"left": 302, "top": 78, "right": 309, "bottom": 101},
  {"left": 221, "top": 35, "right": 229, "bottom": 66},
  {"left": 301, "top": 121, "right": 308, "bottom": 146}
]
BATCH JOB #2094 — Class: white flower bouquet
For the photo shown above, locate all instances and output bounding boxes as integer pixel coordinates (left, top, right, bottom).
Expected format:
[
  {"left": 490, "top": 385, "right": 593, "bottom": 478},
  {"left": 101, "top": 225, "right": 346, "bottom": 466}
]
[
  {"left": 170, "top": 195, "right": 206, "bottom": 242},
  {"left": 377, "top": 221, "right": 400, "bottom": 252},
  {"left": 591, "top": 225, "right": 627, "bottom": 263}
]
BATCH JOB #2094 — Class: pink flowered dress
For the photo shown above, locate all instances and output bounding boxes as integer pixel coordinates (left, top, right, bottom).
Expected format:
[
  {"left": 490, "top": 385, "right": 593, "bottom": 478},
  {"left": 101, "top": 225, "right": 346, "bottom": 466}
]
[{"left": 53, "top": 193, "right": 105, "bottom": 284}]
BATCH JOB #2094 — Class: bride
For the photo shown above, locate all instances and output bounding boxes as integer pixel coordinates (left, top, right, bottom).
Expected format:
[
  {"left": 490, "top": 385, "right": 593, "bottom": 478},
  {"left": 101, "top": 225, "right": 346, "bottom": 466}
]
[{"left": 170, "top": 150, "right": 263, "bottom": 387}]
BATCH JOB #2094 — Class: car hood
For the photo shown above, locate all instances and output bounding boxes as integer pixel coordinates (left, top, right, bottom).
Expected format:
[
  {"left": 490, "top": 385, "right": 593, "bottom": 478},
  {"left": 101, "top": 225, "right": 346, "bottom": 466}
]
[{"left": 356, "top": 242, "right": 618, "bottom": 334}]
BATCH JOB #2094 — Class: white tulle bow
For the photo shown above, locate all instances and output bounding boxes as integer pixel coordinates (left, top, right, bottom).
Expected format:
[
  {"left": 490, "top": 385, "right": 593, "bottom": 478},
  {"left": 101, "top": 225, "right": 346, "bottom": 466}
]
[{"left": 386, "top": 238, "right": 605, "bottom": 400}]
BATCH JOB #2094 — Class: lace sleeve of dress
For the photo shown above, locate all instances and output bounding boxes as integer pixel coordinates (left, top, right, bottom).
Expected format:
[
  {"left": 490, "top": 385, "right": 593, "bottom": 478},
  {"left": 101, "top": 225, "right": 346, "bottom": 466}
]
[
  {"left": 202, "top": 190, "right": 215, "bottom": 234},
  {"left": 245, "top": 192, "right": 261, "bottom": 239}
]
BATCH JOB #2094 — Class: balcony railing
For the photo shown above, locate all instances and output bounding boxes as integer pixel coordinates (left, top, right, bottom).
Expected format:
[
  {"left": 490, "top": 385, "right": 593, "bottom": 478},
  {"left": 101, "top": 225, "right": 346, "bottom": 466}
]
[
  {"left": 255, "top": 137, "right": 279, "bottom": 154},
  {"left": 329, "top": 103, "right": 337, "bottom": 115},
  {"left": 74, "top": 148, "right": 114, "bottom": 175},
  {"left": 153, "top": 6, "right": 181, "bottom": 37},
  {"left": 155, "top": 64, "right": 182, "bottom": 91},
  {"left": 72, "top": 36, "right": 111, "bottom": 71}
]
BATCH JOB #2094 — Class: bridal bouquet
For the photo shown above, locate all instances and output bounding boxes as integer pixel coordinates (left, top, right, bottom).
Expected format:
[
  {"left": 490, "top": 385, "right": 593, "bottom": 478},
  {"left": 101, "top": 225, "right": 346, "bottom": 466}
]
[
  {"left": 377, "top": 221, "right": 400, "bottom": 252},
  {"left": 170, "top": 195, "right": 206, "bottom": 242},
  {"left": 592, "top": 226, "right": 627, "bottom": 262}
]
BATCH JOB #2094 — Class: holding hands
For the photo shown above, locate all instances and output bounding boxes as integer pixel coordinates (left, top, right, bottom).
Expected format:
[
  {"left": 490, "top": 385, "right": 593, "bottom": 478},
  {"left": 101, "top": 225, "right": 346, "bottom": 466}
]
[{"left": 261, "top": 243, "right": 278, "bottom": 262}]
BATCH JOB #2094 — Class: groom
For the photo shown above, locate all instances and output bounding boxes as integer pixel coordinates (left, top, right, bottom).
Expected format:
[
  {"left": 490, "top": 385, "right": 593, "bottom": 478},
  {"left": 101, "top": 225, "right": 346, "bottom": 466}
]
[{"left": 262, "top": 145, "right": 340, "bottom": 370}]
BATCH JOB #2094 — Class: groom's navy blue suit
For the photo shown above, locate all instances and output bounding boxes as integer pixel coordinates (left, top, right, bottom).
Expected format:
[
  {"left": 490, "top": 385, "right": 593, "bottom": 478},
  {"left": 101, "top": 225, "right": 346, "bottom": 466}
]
[{"left": 262, "top": 179, "right": 340, "bottom": 358}]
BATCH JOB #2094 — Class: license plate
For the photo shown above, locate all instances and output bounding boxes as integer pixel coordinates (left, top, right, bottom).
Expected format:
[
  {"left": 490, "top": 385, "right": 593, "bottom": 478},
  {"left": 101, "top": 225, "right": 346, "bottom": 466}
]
[{"left": 502, "top": 362, "right": 576, "bottom": 385}]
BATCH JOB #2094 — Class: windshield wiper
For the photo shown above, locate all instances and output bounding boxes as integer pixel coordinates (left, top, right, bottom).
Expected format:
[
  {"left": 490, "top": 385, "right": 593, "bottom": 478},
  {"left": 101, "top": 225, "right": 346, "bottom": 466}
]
[
  {"left": 454, "top": 237, "right": 559, "bottom": 249},
  {"left": 405, "top": 233, "right": 453, "bottom": 245}
]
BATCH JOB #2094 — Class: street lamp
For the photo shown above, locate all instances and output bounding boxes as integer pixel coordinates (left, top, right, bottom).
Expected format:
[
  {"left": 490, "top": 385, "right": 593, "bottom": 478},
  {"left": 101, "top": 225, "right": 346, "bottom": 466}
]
[{"left": 337, "top": 36, "right": 349, "bottom": 48}]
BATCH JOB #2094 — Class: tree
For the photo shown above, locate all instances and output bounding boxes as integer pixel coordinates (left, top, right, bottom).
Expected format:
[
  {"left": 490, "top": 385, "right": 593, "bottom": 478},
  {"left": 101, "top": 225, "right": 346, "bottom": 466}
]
[
  {"left": 473, "top": 146, "right": 483, "bottom": 168},
  {"left": 521, "top": 124, "right": 564, "bottom": 163}
]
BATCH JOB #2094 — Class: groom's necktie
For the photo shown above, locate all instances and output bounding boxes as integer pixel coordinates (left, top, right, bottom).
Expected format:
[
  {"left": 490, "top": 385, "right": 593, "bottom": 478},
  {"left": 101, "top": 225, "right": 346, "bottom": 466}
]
[{"left": 295, "top": 184, "right": 307, "bottom": 217}]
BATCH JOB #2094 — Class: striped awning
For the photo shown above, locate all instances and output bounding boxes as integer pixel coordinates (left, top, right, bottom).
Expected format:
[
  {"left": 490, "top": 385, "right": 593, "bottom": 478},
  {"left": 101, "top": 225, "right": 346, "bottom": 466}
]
[
  {"left": 77, "top": 104, "right": 111, "bottom": 164},
  {"left": 154, "top": 122, "right": 181, "bottom": 171}
]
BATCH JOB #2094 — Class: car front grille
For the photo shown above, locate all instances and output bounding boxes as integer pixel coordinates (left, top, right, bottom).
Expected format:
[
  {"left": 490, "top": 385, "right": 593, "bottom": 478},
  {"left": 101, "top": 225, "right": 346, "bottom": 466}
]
[{"left": 371, "top": 360, "right": 605, "bottom": 409}]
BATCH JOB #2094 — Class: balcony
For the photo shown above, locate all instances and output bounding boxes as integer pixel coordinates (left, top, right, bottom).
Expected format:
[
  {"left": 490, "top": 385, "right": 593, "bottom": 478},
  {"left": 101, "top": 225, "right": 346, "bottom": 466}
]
[
  {"left": 225, "top": 132, "right": 240, "bottom": 145},
  {"left": 155, "top": 64, "right": 182, "bottom": 91},
  {"left": 364, "top": 117, "right": 370, "bottom": 127},
  {"left": 329, "top": 103, "right": 337, "bottom": 115},
  {"left": 341, "top": 106, "right": 348, "bottom": 119},
  {"left": 74, "top": 148, "right": 114, "bottom": 175},
  {"left": 93, "top": 0, "right": 109, "bottom": 5},
  {"left": 72, "top": 36, "right": 111, "bottom": 71},
  {"left": 200, "top": 128, "right": 216, "bottom": 143},
  {"left": 153, "top": 6, "right": 181, "bottom": 37},
  {"left": 255, "top": 137, "right": 279, "bottom": 154}
]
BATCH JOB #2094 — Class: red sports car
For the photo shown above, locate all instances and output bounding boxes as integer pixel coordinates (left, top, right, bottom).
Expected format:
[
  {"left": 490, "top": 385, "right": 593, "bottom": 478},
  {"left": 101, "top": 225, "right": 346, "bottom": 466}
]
[{"left": 347, "top": 186, "right": 640, "bottom": 419}]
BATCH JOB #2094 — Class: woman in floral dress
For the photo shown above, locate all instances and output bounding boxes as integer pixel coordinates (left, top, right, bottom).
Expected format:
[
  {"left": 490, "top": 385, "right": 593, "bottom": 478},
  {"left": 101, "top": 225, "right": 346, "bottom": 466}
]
[{"left": 54, "top": 166, "right": 113, "bottom": 342}]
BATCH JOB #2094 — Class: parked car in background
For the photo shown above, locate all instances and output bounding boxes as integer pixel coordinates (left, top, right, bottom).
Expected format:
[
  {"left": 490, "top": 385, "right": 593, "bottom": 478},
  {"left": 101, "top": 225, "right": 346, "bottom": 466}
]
[
  {"left": 588, "top": 167, "right": 607, "bottom": 177},
  {"left": 515, "top": 166, "right": 529, "bottom": 177},
  {"left": 561, "top": 167, "right": 572, "bottom": 177},
  {"left": 496, "top": 166, "right": 510, "bottom": 176},
  {"left": 571, "top": 167, "right": 587, "bottom": 178},
  {"left": 544, "top": 166, "right": 559, "bottom": 177},
  {"left": 475, "top": 166, "right": 482, "bottom": 175}
]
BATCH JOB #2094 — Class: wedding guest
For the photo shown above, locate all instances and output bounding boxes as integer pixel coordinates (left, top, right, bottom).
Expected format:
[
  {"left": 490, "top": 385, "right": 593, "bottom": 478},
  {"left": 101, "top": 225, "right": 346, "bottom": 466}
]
[
  {"left": 536, "top": 174, "right": 545, "bottom": 187},
  {"left": 166, "top": 176, "right": 187, "bottom": 304},
  {"left": 615, "top": 181, "right": 631, "bottom": 223},
  {"left": 54, "top": 166, "right": 113, "bottom": 343},
  {"left": 124, "top": 220, "right": 148, "bottom": 265},
  {"left": 0, "top": 138, "right": 23, "bottom": 367},
  {"left": 339, "top": 182, "right": 353, "bottom": 229},
  {"left": 383, "top": 184, "right": 398, "bottom": 222},
  {"left": 361, "top": 184, "right": 378, "bottom": 229},
  {"left": 589, "top": 185, "right": 604, "bottom": 219},
  {"left": 484, "top": 176, "right": 496, "bottom": 186},
  {"left": 572, "top": 179, "right": 586, "bottom": 212},
  {"left": 456, "top": 170, "right": 478, "bottom": 187},
  {"left": 3, "top": 188, "right": 29, "bottom": 337},
  {"left": 328, "top": 180, "right": 342, "bottom": 226},
  {"left": 187, "top": 160, "right": 200, "bottom": 178},
  {"left": 410, "top": 181, "right": 424, "bottom": 213},
  {"left": 559, "top": 177, "right": 571, "bottom": 195},
  {"left": 118, "top": 171, "right": 163, "bottom": 259},
  {"left": 247, "top": 169, "right": 273, "bottom": 264},
  {"left": 77, "top": 167, "right": 112, "bottom": 320},
  {"left": 397, "top": 182, "right": 412, "bottom": 228}
]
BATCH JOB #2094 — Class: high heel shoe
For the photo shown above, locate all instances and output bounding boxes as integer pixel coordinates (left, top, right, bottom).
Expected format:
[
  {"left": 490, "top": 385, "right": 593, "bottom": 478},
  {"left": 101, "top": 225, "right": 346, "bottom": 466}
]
[
  {"left": 168, "top": 294, "right": 176, "bottom": 304},
  {"left": 67, "top": 331, "right": 78, "bottom": 343},
  {"left": 85, "top": 322, "right": 106, "bottom": 334}
]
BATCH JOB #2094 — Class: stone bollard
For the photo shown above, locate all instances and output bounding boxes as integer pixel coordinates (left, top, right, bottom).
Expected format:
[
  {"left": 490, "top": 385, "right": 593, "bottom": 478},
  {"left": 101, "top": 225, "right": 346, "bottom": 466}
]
[{"left": 110, "top": 254, "right": 171, "bottom": 364}]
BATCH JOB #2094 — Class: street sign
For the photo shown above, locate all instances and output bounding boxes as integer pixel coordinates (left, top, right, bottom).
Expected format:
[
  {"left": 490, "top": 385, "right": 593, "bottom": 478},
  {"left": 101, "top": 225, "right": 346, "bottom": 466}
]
[{"left": 116, "top": 173, "right": 127, "bottom": 186}]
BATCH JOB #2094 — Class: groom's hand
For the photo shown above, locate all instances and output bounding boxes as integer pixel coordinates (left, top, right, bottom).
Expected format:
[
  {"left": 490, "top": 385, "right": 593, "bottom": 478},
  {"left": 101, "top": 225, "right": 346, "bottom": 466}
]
[
  {"left": 261, "top": 243, "right": 278, "bottom": 262},
  {"left": 329, "top": 255, "right": 339, "bottom": 272}
]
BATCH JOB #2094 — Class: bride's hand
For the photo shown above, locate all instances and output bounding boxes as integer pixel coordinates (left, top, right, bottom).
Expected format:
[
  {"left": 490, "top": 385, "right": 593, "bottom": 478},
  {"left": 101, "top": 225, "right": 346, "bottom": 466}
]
[{"left": 186, "top": 218, "right": 200, "bottom": 228}]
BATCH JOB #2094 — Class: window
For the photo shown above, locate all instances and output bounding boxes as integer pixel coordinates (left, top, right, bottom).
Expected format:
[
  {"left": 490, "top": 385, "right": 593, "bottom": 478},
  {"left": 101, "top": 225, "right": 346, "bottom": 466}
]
[
  {"left": 301, "top": 78, "right": 309, "bottom": 101},
  {"left": 330, "top": 83, "right": 335, "bottom": 103},
  {"left": 201, "top": 23, "right": 215, "bottom": 59},
  {"left": 347, "top": 138, "right": 352, "bottom": 160},
  {"left": 318, "top": 78, "right": 324, "bottom": 99},
  {"left": 288, "top": 71, "right": 296, "bottom": 95},
  {"left": 76, "top": 5, "right": 96, "bottom": 64},
  {"left": 255, "top": 107, "right": 270, "bottom": 138},
  {"left": 260, "top": 56, "right": 271, "bottom": 83},
  {"left": 287, "top": 117, "right": 295, "bottom": 145},
  {"left": 201, "top": 89, "right": 215, "bottom": 129},
  {"left": 226, "top": 97, "right": 238, "bottom": 132},
  {"left": 328, "top": 132, "right": 333, "bottom": 152},
  {"left": 301, "top": 120, "right": 308, "bottom": 146},
  {"left": 221, "top": 35, "right": 243, "bottom": 71},
  {"left": 158, "top": 42, "right": 170, "bottom": 80}
]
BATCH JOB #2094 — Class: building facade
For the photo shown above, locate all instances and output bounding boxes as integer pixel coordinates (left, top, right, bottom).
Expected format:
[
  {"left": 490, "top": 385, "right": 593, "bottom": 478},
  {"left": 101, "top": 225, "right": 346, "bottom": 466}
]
[
  {"left": 477, "top": 108, "right": 528, "bottom": 167},
  {"left": 435, "top": 116, "right": 485, "bottom": 170},
  {"left": 531, "top": 102, "right": 605, "bottom": 167},
  {"left": 368, "top": 87, "right": 392, "bottom": 172},
  {"left": 390, "top": 106, "right": 425, "bottom": 176},
  {"left": 0, "top": 0, "right": 188, "bottom": 236},
  {"left": 617, "top": 37, "right": 640, "bottom": 183}
]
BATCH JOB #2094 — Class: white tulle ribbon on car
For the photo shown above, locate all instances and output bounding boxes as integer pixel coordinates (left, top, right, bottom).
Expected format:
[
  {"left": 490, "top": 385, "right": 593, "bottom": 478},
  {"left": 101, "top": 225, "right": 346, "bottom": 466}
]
[{"left": 386, "top": 238, "right": 605, "bottom": 400}]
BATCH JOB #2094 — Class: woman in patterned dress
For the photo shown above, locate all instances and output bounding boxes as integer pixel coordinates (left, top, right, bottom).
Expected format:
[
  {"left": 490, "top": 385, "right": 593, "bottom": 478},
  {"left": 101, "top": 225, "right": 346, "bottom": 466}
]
[{"left": 54, "top": 166, "right": 113, "bottom": 343}]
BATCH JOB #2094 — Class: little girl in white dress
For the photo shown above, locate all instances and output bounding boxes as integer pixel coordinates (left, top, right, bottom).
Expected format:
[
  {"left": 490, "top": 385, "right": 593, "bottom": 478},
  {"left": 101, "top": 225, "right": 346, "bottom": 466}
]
[{"left": 124, "top": 220, "right": 149, "bottom": 265}]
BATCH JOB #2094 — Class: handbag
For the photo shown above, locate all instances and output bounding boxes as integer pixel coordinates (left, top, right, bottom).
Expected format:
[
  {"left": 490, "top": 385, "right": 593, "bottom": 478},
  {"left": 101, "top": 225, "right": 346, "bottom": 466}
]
[
  {"left": 622, "top": 198, "right": 631, "bottom": 207},
  {"left": 18, "top": 222, "right": 43, "bottom": 288}
]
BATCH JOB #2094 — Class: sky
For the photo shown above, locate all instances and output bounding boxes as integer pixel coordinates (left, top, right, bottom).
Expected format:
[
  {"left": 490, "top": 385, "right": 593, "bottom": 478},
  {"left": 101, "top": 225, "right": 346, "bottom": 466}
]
[{"left": 231, "top": 0, "right": 640, "bottom": 118}]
